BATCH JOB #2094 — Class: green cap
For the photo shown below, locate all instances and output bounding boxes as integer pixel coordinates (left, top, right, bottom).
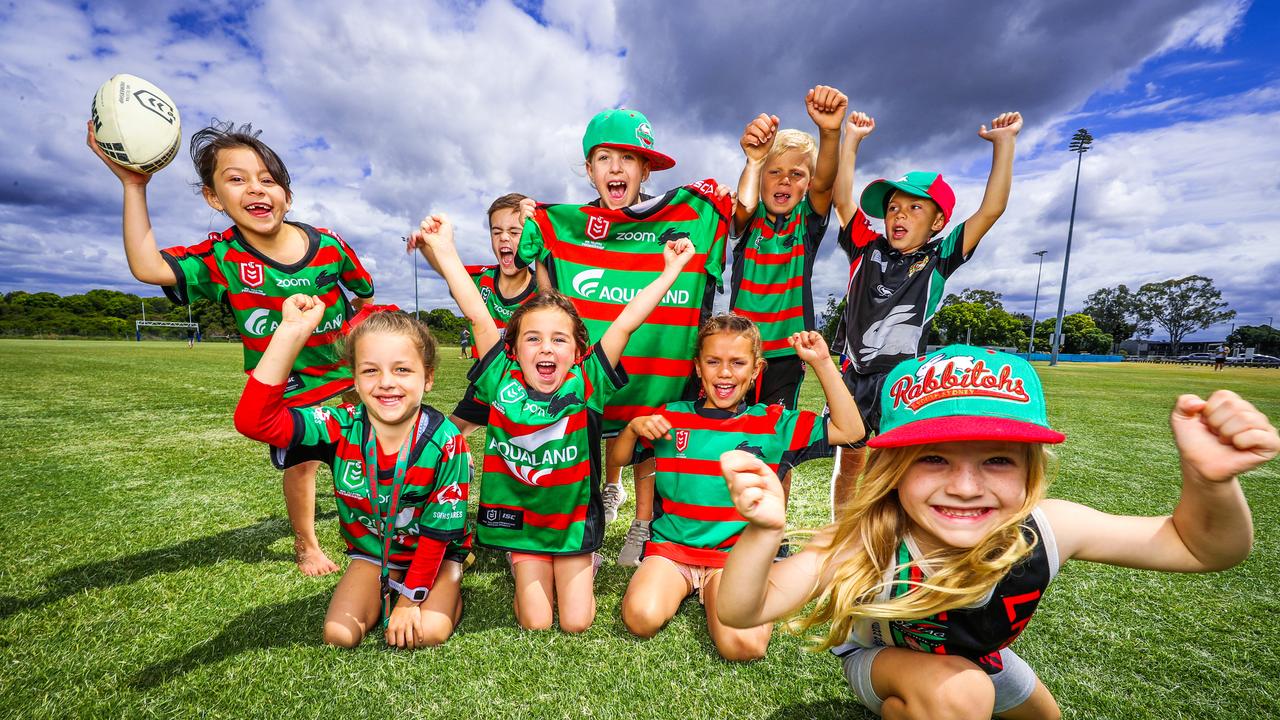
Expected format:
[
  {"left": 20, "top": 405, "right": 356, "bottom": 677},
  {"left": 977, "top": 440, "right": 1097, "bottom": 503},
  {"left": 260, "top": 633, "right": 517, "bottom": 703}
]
[
  {"left": 582, "top": 109, "right": 675, "bottom": 170},
  {"left": 860, "top": 171, "right": 956, "bottom": 225},
  {"left": 869, "top": 345, "right": 1065, "bottom": 448}
]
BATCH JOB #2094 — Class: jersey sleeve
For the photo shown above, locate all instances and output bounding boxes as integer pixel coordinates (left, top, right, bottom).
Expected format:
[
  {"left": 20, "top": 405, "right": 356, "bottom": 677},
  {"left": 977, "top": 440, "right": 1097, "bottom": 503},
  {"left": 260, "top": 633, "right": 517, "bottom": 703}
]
[
  {"left": 466, "top": 342, "right": 512, "bottom": 405},
  {"left": 412, "top": 428, "right": 470, "bottom": 542},
  {"left": 776, "top": 409, "right": 832, "bottom": 472},
  {"left": 935, "top": 221, "right": 970, "bottom": 277},
  {"left": 333, "top": 232, "right": 375, "bottom": 298},
  {"left": 697, "top": 180, "right": 732, "bottom": 290},
  {"left": 515, "top": 210, "right": 550, "bottom": 270},
  {"left": 836, "top": 209, "right": 879, "bottom": 261},
  {"left": 803, "top": 196, "right": 831, "bottom": 255},
  {"left": 159, "top": 241, "right": 225, "bottom": 306},
  {"left": 582, "top": 342, "right": 630, "bottom": 413}
]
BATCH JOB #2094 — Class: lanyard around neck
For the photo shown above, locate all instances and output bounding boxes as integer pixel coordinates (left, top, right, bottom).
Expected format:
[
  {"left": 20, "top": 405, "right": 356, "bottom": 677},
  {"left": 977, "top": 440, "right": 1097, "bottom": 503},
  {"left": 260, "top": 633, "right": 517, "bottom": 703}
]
[{"left": 361, "top": 409, "right": 421, "bottom": 628}]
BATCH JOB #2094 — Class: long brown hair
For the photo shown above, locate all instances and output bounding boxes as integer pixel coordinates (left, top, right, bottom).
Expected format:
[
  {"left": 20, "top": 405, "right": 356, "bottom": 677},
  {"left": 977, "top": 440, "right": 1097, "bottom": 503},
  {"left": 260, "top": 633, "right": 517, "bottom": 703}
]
[
  {"left": 503, "top": 291, "right": 590, "bottom": 358},
  {"left": 790, "top": 443, "right": 1053, "bottom": 651}
]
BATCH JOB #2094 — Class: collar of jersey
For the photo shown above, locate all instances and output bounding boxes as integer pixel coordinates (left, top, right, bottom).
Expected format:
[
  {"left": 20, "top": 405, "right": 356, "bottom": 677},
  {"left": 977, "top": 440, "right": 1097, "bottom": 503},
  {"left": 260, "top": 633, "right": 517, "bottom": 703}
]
[{"left": 693, "top": 401, "right": 748, "bottom": 419}]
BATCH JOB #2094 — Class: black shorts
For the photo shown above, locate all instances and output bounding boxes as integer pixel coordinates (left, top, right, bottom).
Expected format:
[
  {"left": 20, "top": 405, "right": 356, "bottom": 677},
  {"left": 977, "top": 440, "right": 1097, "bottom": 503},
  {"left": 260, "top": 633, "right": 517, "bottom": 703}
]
[
  {"left": 451, "top": 383, "right": 490, "bottom": 428},
  {"left": 843, "top": 368, "right": 889, "bottom": 436},
  {"left": 756, "top": 354, "right": 805, "bottom": 410}
]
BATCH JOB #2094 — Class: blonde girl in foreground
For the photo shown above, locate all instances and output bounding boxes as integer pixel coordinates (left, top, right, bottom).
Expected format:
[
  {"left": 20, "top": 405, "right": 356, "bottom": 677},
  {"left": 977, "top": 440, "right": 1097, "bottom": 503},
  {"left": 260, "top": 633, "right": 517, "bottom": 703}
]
[{"left": 717, "top": 345, "right": 1277, "bottom": 718}]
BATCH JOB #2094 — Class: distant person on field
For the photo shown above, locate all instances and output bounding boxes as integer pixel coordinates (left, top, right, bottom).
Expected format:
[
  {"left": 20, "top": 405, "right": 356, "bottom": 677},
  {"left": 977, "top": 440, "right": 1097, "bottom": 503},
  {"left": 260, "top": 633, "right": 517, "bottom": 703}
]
[
  {"left": 87, "top": 119, "right": 374, "bottom": 577},
  {"left": 1214, "top": 343, "right": 1228, "bottom": 371}
]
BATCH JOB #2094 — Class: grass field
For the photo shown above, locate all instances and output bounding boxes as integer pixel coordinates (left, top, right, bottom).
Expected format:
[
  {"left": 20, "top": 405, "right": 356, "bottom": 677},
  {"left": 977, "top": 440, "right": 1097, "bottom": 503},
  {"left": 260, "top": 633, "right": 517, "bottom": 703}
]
[{"left": 0, "top": 339, "right": 1277, "bottom": 719}]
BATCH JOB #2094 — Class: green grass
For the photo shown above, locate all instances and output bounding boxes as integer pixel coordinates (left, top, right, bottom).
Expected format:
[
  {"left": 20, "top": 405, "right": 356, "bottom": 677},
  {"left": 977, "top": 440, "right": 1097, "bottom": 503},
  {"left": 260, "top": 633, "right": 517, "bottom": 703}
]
[{"left": 0, "top": 340, "right": 1277, "bottom": 719}]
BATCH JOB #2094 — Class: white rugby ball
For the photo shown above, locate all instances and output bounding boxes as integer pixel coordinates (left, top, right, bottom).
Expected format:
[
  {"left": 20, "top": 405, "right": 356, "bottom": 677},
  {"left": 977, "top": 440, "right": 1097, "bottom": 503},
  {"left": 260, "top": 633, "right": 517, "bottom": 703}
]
[{"left": 90, "top": 74, "right": 181, "bottom": 174}]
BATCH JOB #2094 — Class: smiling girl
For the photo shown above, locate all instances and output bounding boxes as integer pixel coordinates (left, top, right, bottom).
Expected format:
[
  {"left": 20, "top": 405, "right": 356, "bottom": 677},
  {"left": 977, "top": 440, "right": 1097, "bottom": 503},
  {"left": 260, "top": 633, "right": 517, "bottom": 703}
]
[
  {"left": 608, "top": 314, "right": 863, "bottom": 659},
  {"left": 411, "top": 212, "right": 695, "bottom": 632},
  {"left": 87, "top": 120, "right": 375, "bottom": 577},
  {"left": 234, "top": 300, "right": 469, "bottom": 649},
  {"left": 717, "top": 345, "right": 1278, "bottom": 717}
]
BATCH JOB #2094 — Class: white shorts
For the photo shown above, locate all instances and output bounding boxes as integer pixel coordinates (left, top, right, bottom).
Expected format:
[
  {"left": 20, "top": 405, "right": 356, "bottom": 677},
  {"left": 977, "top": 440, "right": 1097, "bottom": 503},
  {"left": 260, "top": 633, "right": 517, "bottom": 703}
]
[{"left": 840, "top": 646, "right": 1037, "bottom": 715}]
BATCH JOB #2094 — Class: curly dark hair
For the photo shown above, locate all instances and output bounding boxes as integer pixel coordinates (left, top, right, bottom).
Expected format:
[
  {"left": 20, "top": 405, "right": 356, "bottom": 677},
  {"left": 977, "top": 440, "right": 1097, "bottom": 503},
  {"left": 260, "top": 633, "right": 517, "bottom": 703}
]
[{"left": 503, "top": 291, "right": 590, "bottom": 358}]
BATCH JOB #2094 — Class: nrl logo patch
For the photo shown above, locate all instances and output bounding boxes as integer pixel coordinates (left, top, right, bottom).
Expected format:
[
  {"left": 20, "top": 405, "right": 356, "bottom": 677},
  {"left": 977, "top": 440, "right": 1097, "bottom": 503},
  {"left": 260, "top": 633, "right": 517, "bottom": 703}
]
[
  {"left": 240, "top": 261, "right": 264, "bottom": 288},
  {"left": 499, "top": 380, "right": 527, "bottom": 405},
  {"left": 674, "top": 429, "right": 690, "bottom": 454},
  {"left": 586, "top": 215, "right": 610, "bottom": 241}
]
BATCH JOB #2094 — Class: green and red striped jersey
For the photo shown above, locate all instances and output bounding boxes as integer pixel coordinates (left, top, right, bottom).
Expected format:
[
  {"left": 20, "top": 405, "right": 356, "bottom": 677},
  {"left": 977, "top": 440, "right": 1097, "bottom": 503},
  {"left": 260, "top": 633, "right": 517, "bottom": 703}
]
[
  {"left": 730, "top": 197, "right": 829, "bottom": 357},
  {"left": 161, "top": 222, "right": 374, "bottom": 406},
  {"left": 634, "top": 400, "right": 830, "bottom": 567},
  {"left": 287, "top": 402, "right": 471, "bottom": 586},
  {"left": 516, "top": 181, "right": 730, "bottom": 433},
  {"left": 468, "top": 343, "right": 627, "bottom": 554},
  {"left": 464, "top": 265, "right": 536, "bottom": 359}
]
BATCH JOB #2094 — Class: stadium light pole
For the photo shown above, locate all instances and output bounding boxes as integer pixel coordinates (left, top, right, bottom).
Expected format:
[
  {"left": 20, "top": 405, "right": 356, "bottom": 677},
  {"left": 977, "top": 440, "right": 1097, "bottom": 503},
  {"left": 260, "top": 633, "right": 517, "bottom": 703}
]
[
  {"left": 1050, "top": 128, "right": 1094, "bottom": 366},
  {"left": 1028, "top": 250, "right": 1048, "bottom": 356},
  {"left": 403, "top": 236, "right": 419, "bottom": 317}
]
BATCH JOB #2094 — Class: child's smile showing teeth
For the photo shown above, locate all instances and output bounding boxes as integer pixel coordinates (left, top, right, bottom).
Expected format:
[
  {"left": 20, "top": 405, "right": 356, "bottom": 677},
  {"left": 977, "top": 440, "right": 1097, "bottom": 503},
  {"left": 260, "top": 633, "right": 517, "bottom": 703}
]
[
  {"left": 246, "top": 202, "right": 273, "bottom": 218},
  {"left": 607, "top": 181, "right": 628, "bottom": 201},
  {"left": 696, "top": 332, "right": 762, "bottom": 411}
]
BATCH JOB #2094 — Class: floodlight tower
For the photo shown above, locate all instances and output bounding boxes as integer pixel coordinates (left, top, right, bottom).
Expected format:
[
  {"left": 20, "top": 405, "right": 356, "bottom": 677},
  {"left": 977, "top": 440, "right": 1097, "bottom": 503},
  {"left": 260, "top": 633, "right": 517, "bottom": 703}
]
[
  {"left": 1050, "top": 128, "right": 1094, "bottom": 366},
  {"left": 1028, "top": 250, "right": 1048, "bottom": 355}
]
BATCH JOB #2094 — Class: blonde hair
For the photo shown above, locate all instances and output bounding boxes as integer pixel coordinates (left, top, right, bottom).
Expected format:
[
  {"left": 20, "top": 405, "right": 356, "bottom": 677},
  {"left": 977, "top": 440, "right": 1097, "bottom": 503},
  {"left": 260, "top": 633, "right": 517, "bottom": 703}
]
[
  {"left": 341, "top": 310, "right": 438, "bottom": 377},
  {"left": 790, "top": 443, "right": 1052, "bottom": 652},
  {"left": 766, "top": 129, "right": 818, "bottom": 173}
]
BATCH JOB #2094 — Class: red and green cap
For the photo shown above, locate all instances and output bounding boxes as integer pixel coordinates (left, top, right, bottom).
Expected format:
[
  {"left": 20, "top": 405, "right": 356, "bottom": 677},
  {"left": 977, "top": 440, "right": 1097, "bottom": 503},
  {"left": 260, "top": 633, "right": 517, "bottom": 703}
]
[
  {"left": 868, "top": 345, "right": 1065, "bottom": 448},
  {"left": 860, "top": 171, "right": 956, "bottom": 225},
  {"left": 582, "top": 109, "right": 675, "bottom": 171}
]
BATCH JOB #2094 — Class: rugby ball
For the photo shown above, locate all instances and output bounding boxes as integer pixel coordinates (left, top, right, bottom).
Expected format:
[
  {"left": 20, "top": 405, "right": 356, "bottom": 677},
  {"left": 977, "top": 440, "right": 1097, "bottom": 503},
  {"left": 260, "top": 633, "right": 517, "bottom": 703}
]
[{"left": 90, "top": 74, "right": 181, "bottom": 174}]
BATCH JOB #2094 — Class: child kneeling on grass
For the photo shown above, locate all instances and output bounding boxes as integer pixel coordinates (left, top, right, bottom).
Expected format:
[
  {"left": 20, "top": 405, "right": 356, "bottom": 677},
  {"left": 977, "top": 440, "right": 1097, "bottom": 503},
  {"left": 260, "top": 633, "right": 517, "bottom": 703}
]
[
  {"left": 235, "top": 298, "right": 470, "bottom": 649},
  {"left": 718, "top": 345, "right": 1277, "bottom": 717},
  {"left": 611, "top": 314, "right": 864, "bottom": 660},
  {"left": 411, "top": 213, "right": 696, "bottom": 632}
]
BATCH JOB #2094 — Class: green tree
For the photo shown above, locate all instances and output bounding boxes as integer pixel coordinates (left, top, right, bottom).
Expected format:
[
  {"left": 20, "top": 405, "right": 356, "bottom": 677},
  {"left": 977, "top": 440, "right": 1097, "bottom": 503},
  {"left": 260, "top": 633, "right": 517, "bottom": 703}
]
[
  {"left": 818, "top": 295, "right": 845, "bottom": 346},
  {"left": 1034, "top": 313, "right": 1112, "bottom": 354},
  {"left": 1227, "top": 324, "right": 1280, "bottom": 355},
  {"left": 1083, "top": 284, "right": 1144, "bottom": 352},
  {"left": 1134, "top": 275, "right": 1235, "bottom": 356}
]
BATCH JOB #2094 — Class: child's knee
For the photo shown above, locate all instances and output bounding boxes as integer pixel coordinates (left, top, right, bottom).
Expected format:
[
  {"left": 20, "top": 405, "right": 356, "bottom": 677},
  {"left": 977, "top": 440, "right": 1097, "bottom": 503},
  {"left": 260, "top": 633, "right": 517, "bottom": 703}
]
[
  {"left": 909, "top": 657, "right": 994, "bottom": 720},
  {"left": 557, "top": 600, "right": 597, "bottom": 634},
  {"left": 413, "top": 615, "right": 456, "bottom": 647},
  {"left": 713, "top": 632, "right": 769, "bottom": 662},
  {"left": 322, "top": 621, "right": 363, "bottom": 649},
  {"left": 514, "top": 600, "right": 554, "bottom": 631},
  {"left": 621, "top": 595, "right": 669, "bottom": 638}
]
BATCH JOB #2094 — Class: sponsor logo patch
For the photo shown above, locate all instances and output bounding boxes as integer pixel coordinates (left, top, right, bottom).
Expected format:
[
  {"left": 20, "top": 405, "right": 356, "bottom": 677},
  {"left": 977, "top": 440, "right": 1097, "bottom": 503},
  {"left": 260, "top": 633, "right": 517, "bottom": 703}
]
[
  {"left": 478, "top": 505, "right": 524, "bottom": 530},
  {"left": 674, "top": 429, "right": 689, "bottom": 454},
  {"left": 888, "top": 356, "right": 1030, "bottom": 411},
  {"left": 586, "top": 215, "right": 610, "bottom": 241},
  {"left": 240, "top": 262, "right": 264, "bottom": 288},
  {"left": 499, "top": 380, "right": 527, "bottom": 405}
]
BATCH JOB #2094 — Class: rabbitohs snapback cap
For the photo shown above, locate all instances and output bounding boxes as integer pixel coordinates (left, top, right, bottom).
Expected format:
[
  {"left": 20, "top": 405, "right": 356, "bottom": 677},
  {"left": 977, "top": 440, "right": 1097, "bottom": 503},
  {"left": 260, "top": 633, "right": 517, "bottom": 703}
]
[
  {"left": 582, "top": 109, "right": 676, "bottom": 171},
  {"left": 868, "top": 345, "right": 1066, "bottom": 448}
]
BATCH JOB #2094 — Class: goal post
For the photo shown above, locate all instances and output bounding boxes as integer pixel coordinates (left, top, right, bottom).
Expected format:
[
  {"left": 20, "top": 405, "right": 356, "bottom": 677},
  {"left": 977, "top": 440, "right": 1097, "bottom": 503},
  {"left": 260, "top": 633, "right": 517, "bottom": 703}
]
[{"left": 135, "top": 320, "right": 200, "bottom": 342}]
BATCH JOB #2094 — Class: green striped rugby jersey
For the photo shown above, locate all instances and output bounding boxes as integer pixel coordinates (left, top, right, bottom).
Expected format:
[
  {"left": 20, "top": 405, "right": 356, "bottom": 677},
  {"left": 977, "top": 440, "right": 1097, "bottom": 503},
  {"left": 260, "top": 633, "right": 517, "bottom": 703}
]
[
  {"left": 516, "top": 181, "right": 730, "bottom": 433},
  {"left": 634, "top": 400, "right": 830, "bottom": 567},
  {"left": 286, "top": 403, "right": 471, "bottom": 568},
  {"left": 729, "top": 197, "right": 829, "bottom": 358},
  {"left": 162, "top": 222, "right": 375, "bottom": 406},
  {"left": 468, "top": 343, "right": 627, "bottom": 554},
  {"left": 464, "top": 265, "right": 536, "bottom": 359}
]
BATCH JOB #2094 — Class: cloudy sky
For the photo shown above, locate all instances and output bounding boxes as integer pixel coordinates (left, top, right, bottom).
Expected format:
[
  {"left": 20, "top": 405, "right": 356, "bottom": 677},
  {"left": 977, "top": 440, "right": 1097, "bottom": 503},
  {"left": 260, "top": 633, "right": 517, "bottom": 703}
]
[{"left": 2, "top": 0, "right": 1276, "bottom": 341}]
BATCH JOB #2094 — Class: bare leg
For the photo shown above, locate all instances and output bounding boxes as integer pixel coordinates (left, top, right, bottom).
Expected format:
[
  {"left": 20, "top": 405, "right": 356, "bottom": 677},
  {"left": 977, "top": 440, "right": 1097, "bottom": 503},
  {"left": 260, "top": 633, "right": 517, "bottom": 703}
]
[
  {"left": 553, "top": 553, "right": 597, "bottom": 633},
  {"left": 512, "top": 558, "right": 555, "bottom": 630},
  {"left": 398, "top": 559, "right": 464, "bottom": 648},
  {"left": 283, "top": 461, "right": 339, "bottom": 576},
  {"left": 322, "top": 560, "right": 380, "bottom": 648},
  {"left": 633, "top": 456, "right": 655, "bottom": 522},
  {"left": 830, "top": 445, "right": 866, "bottom": 518},
  {"left": 995, "top": 679, "right": 1060, "bottom": 720},
  {"left": 621, "top": 557, "right": 690, "bottom": 638},
  {"left": 703, "top": 571, "right": 771, "bottom": 661},
  {"left": 870, "top": 648, "right": 998, "bottom": 720}
]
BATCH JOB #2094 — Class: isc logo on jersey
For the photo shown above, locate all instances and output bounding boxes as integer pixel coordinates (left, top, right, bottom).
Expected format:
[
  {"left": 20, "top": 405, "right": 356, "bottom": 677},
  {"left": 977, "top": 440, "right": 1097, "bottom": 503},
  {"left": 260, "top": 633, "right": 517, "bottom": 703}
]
[{"left": 570, "top": 268, "right": 689, "bottom": 305}]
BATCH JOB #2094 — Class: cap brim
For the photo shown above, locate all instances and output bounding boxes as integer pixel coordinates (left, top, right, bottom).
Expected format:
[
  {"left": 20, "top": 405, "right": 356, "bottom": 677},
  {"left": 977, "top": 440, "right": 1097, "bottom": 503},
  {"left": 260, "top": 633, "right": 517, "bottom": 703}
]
[
  {"left": 868, "top": 415, "right": 1066, "bottom": 448},
  {"left": 859, "top": 178, "right": 928, "bottom": 220},
  {"left": 595, "top": 143, "right": 676, "bottom": 171}
]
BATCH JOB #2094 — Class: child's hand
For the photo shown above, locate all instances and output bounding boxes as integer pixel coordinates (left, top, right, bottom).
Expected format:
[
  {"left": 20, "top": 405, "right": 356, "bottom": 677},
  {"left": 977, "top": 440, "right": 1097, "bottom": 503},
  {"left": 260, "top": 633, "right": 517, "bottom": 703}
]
[
  {"left": 806, "top": 85, "right": 848, "bottom": 132},
  {"left": 279, "top": 293, "right": 326, "bottom": 333},
  {"left": 722, "top": 450, "right": 786, "bottom": 530},
  {"left": 663, "top": 237, "right": 696, "bottom": 270},
  {"left": 740, "top": 114, "right": 779, "bottom": 162},
  {"left": 1171, "top": 390, "right": 1279, "bottom": 483},
  {"left": 845, "top": 110, "right": 876, "bottom": 143},
  {"left": 629, "top": 414, "right": 673, "bottom": 441},
  {"left": 519, "top": 197, "right": 537, "bottom": 224},
  {"left": 978, "top": 111, "right": 1023, "bottom": 144},
  {"left": 407, "top": 213, "right": 457, "bottom": 260},
  {"left": 385, "top": 601, "right": 423, "bottom": 649},
  {"left": 86, "top": 121, "right": 150, "bottom": 186},
  {"left": 789, "top": 331, "right": 831, "bottom": 365}
]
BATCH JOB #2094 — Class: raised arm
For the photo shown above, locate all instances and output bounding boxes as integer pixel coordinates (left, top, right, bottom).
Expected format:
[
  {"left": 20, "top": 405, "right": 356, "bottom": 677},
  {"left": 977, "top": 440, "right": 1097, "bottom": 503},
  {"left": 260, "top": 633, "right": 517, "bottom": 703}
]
[
  {"left": 961, "top": 111, "right": 1022, "bottom": 256},
  {"left": 86, "top": 122, "right": 177, "bottom": 286},
  {"left": 716, "top": 451, "right": 827, "bottom": 628},
  {"left": 804, "top": 86, "right": 848, "bottom": 217},
  {"left": 831, "top": 111, "right": 875, "bottom": 228},
  {"left": 599, "top": 238, "right": 695, "bottom": 366},
  {"left": 1045, "top": 390, "right": 1277, "bottom": 573},
  {"left": 790, "top": 331, "right": 864, "bottom": 445},
  {"left": 408, "top": 213, "right": 500, "bottom": 357},
  {"left": 734, "top": 114, "right": 778, "bottom": 231},
  {"left": 233, "top": 294, "right": 325, "bottom": 445}
]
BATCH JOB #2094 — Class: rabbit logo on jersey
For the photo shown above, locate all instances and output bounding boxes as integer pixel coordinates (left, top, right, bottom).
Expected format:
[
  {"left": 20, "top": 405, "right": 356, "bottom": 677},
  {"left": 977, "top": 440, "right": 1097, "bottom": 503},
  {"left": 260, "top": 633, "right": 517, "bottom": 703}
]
[{"left": 488, "top": 416, "right": 577, "bottom": 486}]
